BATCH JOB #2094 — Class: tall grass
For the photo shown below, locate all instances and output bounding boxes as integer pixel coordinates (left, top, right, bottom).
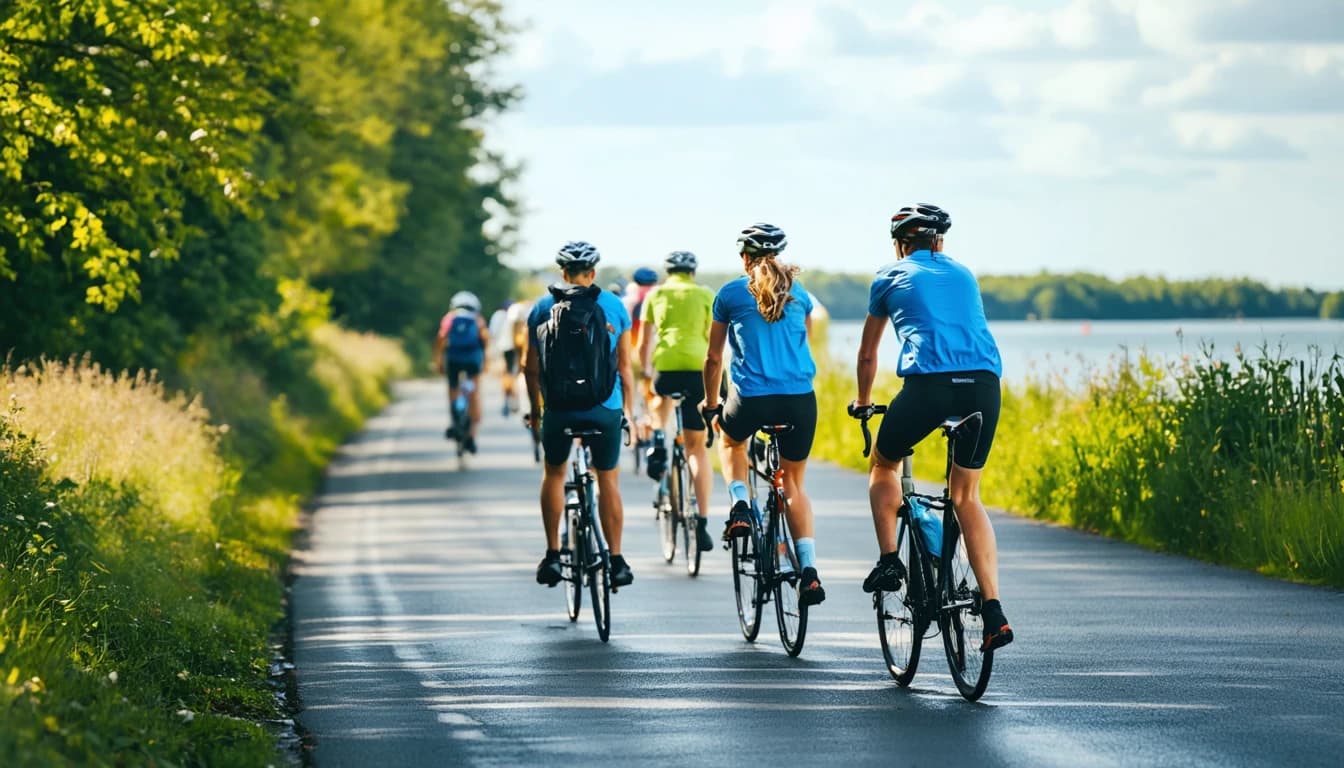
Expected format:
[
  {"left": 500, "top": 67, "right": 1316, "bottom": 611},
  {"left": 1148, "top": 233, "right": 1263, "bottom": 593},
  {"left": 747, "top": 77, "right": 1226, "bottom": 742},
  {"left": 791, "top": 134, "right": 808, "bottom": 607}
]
[
  {"left": 811, "top": 347, "right": 1344, "bottom": 587},
  {"left": 0, "top": 324, "right": 407, "bottom": 765}
]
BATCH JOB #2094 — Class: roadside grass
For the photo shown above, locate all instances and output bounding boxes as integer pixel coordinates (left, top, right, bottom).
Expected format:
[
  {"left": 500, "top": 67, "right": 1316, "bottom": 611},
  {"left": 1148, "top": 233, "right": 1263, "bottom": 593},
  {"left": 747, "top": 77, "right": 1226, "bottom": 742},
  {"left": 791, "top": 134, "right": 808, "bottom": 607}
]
[
  {"left": 0, "top": 324, "right": 408, "bottom": 766},
  {"left": 810, "top": 348, "right": 1344, "bottom": 588}
]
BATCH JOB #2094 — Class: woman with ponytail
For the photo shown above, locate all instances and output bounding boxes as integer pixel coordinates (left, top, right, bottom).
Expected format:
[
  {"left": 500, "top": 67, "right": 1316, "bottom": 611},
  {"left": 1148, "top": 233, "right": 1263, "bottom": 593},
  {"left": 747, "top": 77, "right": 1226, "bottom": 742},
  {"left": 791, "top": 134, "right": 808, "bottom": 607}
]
[{"left": 700, "top": 223, "right": 824, "bottom": 607}]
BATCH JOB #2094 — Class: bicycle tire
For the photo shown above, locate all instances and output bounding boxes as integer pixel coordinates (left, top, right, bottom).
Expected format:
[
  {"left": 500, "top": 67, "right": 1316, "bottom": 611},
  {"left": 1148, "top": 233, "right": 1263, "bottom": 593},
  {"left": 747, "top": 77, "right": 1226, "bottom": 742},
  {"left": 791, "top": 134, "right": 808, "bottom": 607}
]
[
  {"left": 670, "top": 448, "right": 698, "bottom": 576},
  {"left": 588, "top": 538, "right": 611, "bottom": 643},
  {"left": 731, "top": 509, "right": 764, "bottom": 641},
  {"left": 877, "top": 517, "right": 923, "bottom": 685},
  {"left": 563, "top": 505, "right": 581, "bottom": 622},
  {"left": 657, "top": 477, "right": 676, "bottom": 563},
  {"left": 770, "top": 499, "right": 807, "bottom": 657},
  {"left": 940, "top": 513, "right": 992, "bottom": 701}
]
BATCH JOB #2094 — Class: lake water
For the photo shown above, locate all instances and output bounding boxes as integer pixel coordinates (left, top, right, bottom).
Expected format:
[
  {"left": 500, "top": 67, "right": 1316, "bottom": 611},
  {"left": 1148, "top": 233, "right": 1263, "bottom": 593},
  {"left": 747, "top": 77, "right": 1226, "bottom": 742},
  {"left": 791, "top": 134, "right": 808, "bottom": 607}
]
[{"left": 826, "top": 318, "right": 1344, "bottom": 384}]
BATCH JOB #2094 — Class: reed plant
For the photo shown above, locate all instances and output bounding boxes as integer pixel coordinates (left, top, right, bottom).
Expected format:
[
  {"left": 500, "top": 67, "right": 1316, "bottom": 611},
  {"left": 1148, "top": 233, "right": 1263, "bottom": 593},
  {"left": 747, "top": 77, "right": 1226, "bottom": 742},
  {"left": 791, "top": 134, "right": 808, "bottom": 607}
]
[
  {"left": 0, "top": 324, "right": 408, "bottom": 765},
  {"left": 811, "top": 346, "right": 1344, "bottom": 587}
]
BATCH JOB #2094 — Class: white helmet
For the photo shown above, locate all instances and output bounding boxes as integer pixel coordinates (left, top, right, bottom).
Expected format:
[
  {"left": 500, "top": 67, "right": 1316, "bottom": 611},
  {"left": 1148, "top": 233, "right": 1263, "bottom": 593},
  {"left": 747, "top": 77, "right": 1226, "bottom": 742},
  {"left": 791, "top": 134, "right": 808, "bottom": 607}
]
[{"left": 450, "top": 290, "right": 481, "bottom": 312}]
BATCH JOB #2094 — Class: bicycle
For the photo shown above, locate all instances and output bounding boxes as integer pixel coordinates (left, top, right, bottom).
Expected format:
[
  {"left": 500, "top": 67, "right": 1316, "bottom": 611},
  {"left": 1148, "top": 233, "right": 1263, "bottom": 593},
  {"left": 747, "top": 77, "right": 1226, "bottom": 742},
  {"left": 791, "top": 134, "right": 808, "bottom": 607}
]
[
  {"left": 653, "top": 393, "right": 700, "bottom": 577},
  {"left": 556, "top": 426, "right": 615, "bottom": 642},
  {"left": 524, "top": 414, "right": 541, "bottom": 463},
  {"left": 704, "top": 407, "right": 808, "bottom": 657},
  {"left": 448, "top": 378, "right": 475, "bottom": 457},
  {"left": 849, "top": 403, "right": 993, "bottom": 701}
]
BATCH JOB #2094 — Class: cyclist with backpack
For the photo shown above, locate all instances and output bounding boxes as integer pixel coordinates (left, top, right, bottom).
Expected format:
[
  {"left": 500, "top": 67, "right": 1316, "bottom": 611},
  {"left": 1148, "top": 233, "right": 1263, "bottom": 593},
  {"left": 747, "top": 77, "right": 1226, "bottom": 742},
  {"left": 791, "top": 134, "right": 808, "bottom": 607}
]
[
  {"left": 434, "top": 290, "right": 488, "bottom": 453},
  {"left": 700, "top": 223, "right": 826, "bottom": 607},
  {"left": 639, "top": 251, "right": 717, "bottom": 553},
  {"left": 525, "top": 241, "right": 637, "bottom": 589},
  {"left": 852, "top": 203, "right": 1013, "bottom": 652}
]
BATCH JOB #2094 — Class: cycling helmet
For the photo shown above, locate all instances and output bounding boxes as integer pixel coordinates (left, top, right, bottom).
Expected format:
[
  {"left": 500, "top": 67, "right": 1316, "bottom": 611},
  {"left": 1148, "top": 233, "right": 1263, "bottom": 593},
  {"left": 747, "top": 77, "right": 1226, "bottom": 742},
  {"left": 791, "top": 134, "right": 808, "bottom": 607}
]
[
  {"left": 890, "top": 204, "right": 951, "bottom": 243},
  {"left": 736, "top": 223, "right": 787, "bottom": 257},
  {"left": 665, "top": 250, "right": 698, "bottom": 273},
  {"left": 450, "top": 290, "right": 481, "bottom": 312},
  {"left": 632, "top": 267, "right": 659, "bottom": 286},
  {"left": 556, "top": 240, "right": 601, "bottom": 269}
]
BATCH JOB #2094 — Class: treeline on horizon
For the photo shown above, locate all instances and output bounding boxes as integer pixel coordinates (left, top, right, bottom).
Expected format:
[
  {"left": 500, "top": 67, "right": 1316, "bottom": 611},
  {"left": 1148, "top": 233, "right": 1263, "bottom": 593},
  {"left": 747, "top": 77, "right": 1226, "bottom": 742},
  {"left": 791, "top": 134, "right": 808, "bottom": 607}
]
[
  {"left": 0, "top": 0, "right": 518, "bottom": 373},
  {"left": 694, "top": 271, "right": 1344, "bottom": 321}
]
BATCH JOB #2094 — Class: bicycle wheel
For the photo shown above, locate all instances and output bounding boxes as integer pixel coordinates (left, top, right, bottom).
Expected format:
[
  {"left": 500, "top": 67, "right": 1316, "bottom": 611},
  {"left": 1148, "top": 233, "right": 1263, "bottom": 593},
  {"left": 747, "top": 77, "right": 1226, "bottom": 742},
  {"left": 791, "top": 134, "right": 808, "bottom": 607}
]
[
  {"left": 770, "top": 500, "right": 807, "bottom": 657},
  {"left": 588, "top": 537, "right": 611, "bottom": 642},
  {"left": 670, "top": 449, "right": 699, "bottom": 576},
  {"left": 657, "top": 477, "right": 676, "bottom": 563},
  {"left": 730, "top": 508, "right": 764, "bottom": 641},
  {"left": 877, "top": 517, "right": 923, "bottom": 685},
  {"left": 562, "top": 506, "right": 582, "bottom": 622},
  {"left": 940, "top": 514, "right": 992, "bottom": 701}
]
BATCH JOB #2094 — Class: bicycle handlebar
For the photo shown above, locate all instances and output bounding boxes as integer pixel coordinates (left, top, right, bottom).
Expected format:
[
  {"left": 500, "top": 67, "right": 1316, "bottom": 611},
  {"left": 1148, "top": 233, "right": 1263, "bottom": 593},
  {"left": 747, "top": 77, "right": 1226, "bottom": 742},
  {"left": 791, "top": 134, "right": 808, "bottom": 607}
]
[
  {"left": 700, "top": 404, "right": 724, "bottom": 448},
  {"left": 847, "top": 402, "right": 887, "bottom": 458}
]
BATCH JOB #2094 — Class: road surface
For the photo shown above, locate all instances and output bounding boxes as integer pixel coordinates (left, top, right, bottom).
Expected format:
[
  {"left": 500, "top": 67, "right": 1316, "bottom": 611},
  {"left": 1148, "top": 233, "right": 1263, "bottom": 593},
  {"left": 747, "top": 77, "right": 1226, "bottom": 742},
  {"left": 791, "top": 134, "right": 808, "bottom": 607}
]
[{"left": 292, "top": 380, "right": 1344, "bottom": 767}]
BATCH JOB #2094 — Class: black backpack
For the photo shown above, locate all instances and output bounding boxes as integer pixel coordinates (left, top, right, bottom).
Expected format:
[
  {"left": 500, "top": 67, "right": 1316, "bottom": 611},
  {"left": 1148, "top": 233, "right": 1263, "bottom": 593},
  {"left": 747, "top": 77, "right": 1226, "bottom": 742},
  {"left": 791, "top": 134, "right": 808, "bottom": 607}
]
[{"left": 536, "top": 284, "right": 616, "bottom": 411}]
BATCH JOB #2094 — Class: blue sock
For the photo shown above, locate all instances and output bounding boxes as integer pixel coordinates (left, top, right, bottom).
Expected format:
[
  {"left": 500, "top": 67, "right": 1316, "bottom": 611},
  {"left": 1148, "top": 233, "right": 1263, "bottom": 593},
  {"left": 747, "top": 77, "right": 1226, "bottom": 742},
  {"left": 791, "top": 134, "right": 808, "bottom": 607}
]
[
  {"left": 728, "top": 481, "right": 749, "bottom": 506},
  {"left": 795, "top": 538, "right": 816, "bottom": 571}
]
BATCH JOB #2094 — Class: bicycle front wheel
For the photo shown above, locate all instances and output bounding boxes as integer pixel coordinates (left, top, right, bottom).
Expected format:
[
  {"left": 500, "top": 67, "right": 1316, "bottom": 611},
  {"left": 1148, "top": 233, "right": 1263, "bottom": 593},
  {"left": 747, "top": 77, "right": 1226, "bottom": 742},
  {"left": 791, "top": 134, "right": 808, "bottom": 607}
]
[
  {"left": 731, "top": 510, "right": 764, "bottom": 641},
  {"left": 671, "top": 450, "right": 699, "bottom": 577},
  {"left": 770, "top": 504, "right": 808, "bottom": 657},
  {"left": 878, "top": 517, "right": 922, "bottom": 685},
  {"left": 562, "top": 507, "right": 581, "bottom": 622},
  {"left": 940, "top": 516, "right": 992, "bottom": 701}
]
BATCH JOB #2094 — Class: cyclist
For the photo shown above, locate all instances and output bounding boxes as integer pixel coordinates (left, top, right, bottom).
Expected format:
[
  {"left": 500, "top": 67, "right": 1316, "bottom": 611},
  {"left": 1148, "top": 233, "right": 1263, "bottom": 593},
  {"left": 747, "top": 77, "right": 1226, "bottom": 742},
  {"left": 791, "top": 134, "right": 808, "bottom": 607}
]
[
  {"left": 525, "top": 241, "right": 637, "bottom": 589},
  {"left": 700, "top": 223, "right": 825, "bottom": 607},
  {"left": 852, "top": 203, "right": 1013, "bottom": 652},
  {"left": 487, "top": 299, "right": 525, "bottom": 416},
  {"left": 434, "top": 290, "right": 488, "bottom": 453},
  {"left": 638, "top": 250, "right": 716, "bottom": 553}
]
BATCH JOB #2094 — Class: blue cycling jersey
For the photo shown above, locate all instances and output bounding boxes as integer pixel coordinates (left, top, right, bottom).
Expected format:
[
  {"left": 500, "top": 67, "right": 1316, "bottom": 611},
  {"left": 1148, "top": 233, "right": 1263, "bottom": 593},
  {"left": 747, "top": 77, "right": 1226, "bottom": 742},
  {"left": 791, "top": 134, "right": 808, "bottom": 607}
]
[
  {"left": 713, "top": 276, "right": 816, "bottom": 397},
  {"left": 868, "top": 250, "right": 1002, "bottom": 377}
]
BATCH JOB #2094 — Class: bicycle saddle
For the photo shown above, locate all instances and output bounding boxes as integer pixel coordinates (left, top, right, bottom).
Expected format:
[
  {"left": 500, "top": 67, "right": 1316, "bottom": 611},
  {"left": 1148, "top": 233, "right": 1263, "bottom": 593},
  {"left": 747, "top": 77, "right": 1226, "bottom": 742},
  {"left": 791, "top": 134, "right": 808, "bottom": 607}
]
[
  {"left": 564, "top": 428, "right": 604, "bottom": 437},
  {"left": 758, "top": 424, "right": 794, "bottom": 436},
  {"left": 940, "top": 412, "right": 983, "bottom": 441}
]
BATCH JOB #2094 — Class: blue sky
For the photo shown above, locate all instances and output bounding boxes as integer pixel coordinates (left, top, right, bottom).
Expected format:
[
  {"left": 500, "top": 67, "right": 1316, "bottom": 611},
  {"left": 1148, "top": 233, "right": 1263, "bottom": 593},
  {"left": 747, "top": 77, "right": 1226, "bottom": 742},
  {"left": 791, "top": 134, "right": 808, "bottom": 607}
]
[{"left": 488, "top": 0, "right": 1344, "bottom": 290}]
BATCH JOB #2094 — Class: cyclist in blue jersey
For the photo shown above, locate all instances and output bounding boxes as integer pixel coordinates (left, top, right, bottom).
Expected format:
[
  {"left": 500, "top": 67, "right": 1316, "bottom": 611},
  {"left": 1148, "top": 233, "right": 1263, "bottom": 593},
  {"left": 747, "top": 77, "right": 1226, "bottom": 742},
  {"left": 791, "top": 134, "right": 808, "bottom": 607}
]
[
  {"left": 434, "top": 290, "right": 488, "bottom": 453},
  {"left": 525, "top": 241, "right": 638, "bottom": 589},
  {"left": 852, "top": 204, "right": 1013, "bottom": 652},
  {"left": 700, "top": 223, "right": 825, "bottom": 607}
]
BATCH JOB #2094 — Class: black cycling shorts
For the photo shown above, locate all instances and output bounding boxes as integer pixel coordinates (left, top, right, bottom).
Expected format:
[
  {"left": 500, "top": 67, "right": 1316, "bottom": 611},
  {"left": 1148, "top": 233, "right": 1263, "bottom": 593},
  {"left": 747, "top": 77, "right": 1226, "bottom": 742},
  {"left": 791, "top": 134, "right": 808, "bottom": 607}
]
[
  {"left": 875, "top": 371, "right": 1000, "bottom": 470},
  {"left": 653, "top": 370, "right": 706, "bottom": 431},
  {"left": 542, "top": 406, "right": 623, "bottom": 471},
  {"left": 502, "top": 349, "right": 520, "bottom": 376},
  {"left": 446, "top": 359, "right": 482, "bottom": 387},
  {"left": 720, "top": 391, "right": 817, "bottom": 463}
]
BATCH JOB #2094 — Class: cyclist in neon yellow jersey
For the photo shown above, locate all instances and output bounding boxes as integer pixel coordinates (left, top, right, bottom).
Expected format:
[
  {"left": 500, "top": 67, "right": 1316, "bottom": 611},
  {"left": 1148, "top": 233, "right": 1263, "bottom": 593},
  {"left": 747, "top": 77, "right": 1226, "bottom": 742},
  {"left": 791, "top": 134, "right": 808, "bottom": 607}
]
[{"left": 638, "top": 251, "right": 717, "bottom": 553}]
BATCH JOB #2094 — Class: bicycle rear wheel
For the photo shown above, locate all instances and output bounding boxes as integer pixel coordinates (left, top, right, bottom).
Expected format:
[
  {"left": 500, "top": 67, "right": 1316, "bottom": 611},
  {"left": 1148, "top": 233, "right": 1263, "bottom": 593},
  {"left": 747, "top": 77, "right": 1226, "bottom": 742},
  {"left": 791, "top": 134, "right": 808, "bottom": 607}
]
[
  {"left": 770, "top": 502, "right": 807, "bottom": 657},
  {"left": 731, "top": 509, "right": 764, "bottom": 641},
  {"left": 940, "top": 514, "right": 992, "bottom": 701},
  {"left": 562, "top": 507, "right": 581, "bottom": 622},
  {"left": 657, "top": 478, "right": 676, "bottom": 563},
  {"left": 878, "top": 517, "right": 922, "bottom": 684}
]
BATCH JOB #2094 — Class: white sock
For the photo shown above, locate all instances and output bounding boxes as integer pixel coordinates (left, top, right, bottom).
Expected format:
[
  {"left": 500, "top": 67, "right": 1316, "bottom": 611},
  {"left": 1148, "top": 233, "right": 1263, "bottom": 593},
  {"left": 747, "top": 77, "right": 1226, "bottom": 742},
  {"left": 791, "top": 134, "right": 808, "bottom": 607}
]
[{"left": 728, "top": 480, "right": 749, "bottom": 506}]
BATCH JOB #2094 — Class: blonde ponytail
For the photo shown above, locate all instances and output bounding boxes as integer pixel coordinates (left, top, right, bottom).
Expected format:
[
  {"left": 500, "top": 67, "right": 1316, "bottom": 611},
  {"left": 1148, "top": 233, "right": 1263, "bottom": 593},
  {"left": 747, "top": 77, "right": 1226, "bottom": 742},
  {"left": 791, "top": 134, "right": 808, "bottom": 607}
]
[{"left": 746, "top": 256, "right": 800, "bottom": 323}]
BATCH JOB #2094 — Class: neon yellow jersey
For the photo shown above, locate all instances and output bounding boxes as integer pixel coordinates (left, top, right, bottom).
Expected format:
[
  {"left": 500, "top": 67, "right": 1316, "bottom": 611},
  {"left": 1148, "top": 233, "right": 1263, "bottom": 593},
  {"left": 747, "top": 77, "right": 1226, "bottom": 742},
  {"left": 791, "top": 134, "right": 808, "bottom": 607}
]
[{"left": 641, "top": 273, "right": 714, "bottom": 372}]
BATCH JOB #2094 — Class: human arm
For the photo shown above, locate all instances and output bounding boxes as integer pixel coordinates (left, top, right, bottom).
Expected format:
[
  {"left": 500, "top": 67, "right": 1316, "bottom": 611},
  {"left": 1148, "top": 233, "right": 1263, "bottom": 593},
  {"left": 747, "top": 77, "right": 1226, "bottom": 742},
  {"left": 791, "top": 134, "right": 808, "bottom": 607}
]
[
  {"left": 855, "top": 313, "right": 887, "bottom": 407},
  {"left": 701, "top": 320, "right": 729, "bottom": 411},
  {"left": 523, "top": 332, "right": 542, "bottom": 435},
  {"left": 432, "top": 330, "right": 445, "bottom": 374},
  {"left": 637, "top": 319, "right": 655, "bottom": 375},
  {"left": 617, "top": 329, "right": 636, "bottom": 425}
]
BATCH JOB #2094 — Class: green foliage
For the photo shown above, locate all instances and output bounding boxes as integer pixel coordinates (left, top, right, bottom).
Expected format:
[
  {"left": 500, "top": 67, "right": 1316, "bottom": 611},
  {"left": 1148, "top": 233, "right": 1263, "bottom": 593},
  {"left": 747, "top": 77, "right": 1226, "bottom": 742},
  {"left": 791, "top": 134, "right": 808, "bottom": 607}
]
[
  {"left": 0, "top": 0, "right": 519, "bottom": 366},
  {"left": 0, "top": 333, "right": 407, "bottom": 766},
  {"left": 1321, "top": 291, "right": 1344, "bottom": 319}
]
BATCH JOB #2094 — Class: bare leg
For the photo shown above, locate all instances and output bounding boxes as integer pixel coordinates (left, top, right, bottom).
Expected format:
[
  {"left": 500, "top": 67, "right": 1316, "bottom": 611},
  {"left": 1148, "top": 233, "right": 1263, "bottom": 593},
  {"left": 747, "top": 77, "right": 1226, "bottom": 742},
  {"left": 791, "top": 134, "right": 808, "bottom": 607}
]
[
  {"left": 540, "top": 462, "right": 566, "bottom": 551},
  {"left": 949, "top": 464, "right": 999, "bottom": 601},
  {"left": 685, "top": 429, "right": 712, "bottom": 516},
  {"left": 467, "top": 375, "right": 482, "bottom": 438},
  {"left": 718, "top": 434, "right": 749, "bottom": 491},
  {"left": 779, "top": 458, "right": 814, "bottom": 539},
  {"left": 596, "top": 467, "right": 625, "bottom": 555},
  {"left": 868, "top": 450, "right": 904, "bottom": 555}
]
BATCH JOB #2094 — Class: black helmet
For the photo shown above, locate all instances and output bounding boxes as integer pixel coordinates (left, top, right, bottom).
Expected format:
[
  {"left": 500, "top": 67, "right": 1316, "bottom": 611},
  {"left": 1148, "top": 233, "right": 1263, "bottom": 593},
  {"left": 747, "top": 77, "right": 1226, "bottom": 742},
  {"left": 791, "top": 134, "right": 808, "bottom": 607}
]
[
  {"left": 556, "top": 240, "right": 601, "bottom": 269},
  {"left": 736, "top": 223, "right": 787, "bottom": 256},
  {"left": 664, "top": 250, "right": 698, "bottom": 273},
  {"left": 890, "top": 204, "right": 951, "bottom": 243}
]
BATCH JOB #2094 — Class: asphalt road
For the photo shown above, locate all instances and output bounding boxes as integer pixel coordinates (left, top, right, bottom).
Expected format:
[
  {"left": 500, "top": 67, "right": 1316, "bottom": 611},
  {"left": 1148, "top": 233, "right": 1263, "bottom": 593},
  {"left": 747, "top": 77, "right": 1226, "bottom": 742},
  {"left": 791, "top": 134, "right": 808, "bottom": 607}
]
[{"left": 293, "top": 380, "right": 1344, "bottom": 767}]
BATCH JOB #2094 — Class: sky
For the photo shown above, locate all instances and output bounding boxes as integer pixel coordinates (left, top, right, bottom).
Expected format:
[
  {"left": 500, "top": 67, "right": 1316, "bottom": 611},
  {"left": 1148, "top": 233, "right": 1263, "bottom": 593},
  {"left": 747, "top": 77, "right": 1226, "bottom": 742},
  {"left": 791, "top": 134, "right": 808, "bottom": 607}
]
[{"left": 486, "top": 0, "right": 1344, "bottom": 290}]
